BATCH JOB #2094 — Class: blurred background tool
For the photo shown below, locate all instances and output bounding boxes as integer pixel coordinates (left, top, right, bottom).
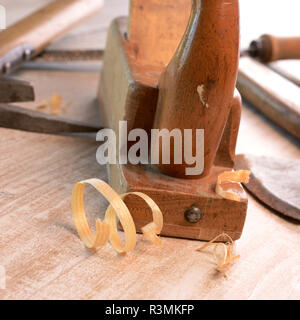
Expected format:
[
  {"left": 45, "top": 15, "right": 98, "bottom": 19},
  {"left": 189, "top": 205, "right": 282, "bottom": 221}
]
[
  {"left": 0, "top": 0, "right": 104, "bottom": 135},
  {"left": 0, "top": 0, "right": 104, "bottom": 76},
  {"left": 235, "top": 154, "right": 300, "bottom": 221},
  {"left": 243, "top": 34, "right": 300, "bottom": 63},
  {"left": 237, "top": 56, "right": 300, "bottom": 140},
  {"left": 237, "top": 35, "right": 300, "bottom": 221},
  {"left": 238, "top": 34, "right": 300, "bottom": 140},
  {"left": 241, "top": 33, "right": 300, "bottom": 85},
  {"left": 0, "top": 77, "right": 101, "bottom": 134}
]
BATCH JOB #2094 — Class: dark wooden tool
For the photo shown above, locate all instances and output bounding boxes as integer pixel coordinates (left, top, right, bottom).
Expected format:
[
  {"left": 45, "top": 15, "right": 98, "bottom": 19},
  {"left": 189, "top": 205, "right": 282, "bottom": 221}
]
[
  {"left": 0, "top": 78, "right": 34, "bottom": 103},
  {"left": 99, "top": 0, "right": 248, "bottom": 241},
  {"left": 153, "top": 0, "right": 240, "bottom": 179},
  {"left": 247, "top": 34, "right": 300, "bottom": 63},
  {"left": 0, "top": 103, "right": 101, "bottom": 134},
  {"left": 0, "top": 80, "right": 101, "bottom": 134},
  {"left": 235, "top": 154, "right": 300, "bottom": 221}
]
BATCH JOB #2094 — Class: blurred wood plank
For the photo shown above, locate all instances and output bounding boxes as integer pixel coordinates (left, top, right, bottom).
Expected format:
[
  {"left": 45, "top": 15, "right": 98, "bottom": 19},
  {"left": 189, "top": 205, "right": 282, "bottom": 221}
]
[{"left": 1, "top": 0, "right": 129, "bottom": 50}]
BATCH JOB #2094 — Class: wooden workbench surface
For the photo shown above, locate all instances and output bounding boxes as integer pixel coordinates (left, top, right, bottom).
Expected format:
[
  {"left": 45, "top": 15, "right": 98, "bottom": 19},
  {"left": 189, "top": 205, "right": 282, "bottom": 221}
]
[{"left": 0, "top": 0, "right": 299, "bottom": 300}]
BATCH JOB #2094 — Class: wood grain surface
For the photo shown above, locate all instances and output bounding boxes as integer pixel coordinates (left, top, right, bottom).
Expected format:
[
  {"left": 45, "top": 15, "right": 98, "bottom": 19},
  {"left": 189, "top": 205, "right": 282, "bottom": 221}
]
[
  {"left": 0, "top": 127, "right": 299, "bottom": 300},
  {"left": 0, "top": 0, "right": 299, "bottom": 300},
  {"left": 129, "top": 0, "right": 190, "bottom": 66},
  {"left": 0, "top": 0, "right": 104, "bottom": 62},
  {"left": 153, "top": 0, "right": 240, "bottom": 178}
]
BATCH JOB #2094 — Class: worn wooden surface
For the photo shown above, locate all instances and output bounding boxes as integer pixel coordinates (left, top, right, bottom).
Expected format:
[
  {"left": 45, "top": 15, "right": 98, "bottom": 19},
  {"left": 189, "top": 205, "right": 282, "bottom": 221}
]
[
  {"left": 99, "top": 3, "right": 246, "bottom": 241},
  {"left": 0, "top": 0, "right": 299, "bottom": 300},
  {"left": 0, "top": 103, "right": 101, "bottom": 134},
  {"left": 0, "top": 0, "right": 104, "bottom": 77},
  {"left": 129, "top": 0, "right": 190, "bottom": 66},
  {"left": 153, "top": 0, "right": 240, "bottom": 178},
  {"left": 0, "top": 78, "right": 34, "bottom": 103},
  {"left": 120, "top": 163, "right": 248, "bottom": 241}
]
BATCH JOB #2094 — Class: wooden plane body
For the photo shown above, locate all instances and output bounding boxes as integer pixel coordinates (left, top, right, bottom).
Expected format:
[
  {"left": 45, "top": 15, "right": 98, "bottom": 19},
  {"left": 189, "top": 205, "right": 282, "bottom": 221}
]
[{"left": 98, "top": 1, "right": 248, "bottom": 241}]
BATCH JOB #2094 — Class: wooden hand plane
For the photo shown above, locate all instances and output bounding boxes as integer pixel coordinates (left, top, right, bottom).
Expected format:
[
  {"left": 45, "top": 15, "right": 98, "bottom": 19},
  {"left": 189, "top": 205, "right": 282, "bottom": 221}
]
[{"left": 98, "top": 0, "right": 248, "bottom": 241}]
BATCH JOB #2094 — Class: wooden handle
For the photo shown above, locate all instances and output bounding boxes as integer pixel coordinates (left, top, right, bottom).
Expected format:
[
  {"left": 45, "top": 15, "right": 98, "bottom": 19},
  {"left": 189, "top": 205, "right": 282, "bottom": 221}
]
[
  {"left": 0, "top": 0, "right": 104, "bottom": 59},
  {"left": 249, "top": 34, "right": 300, "bottom": 63},
  {"left": 153, "top": 0, "right": 240, "bottom": 178}
]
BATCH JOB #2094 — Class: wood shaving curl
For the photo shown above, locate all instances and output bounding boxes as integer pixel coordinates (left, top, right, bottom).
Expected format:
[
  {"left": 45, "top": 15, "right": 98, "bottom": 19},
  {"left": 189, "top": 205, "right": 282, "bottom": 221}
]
[
  {"left": 36, "top": 94, "right": 72, "bottom": 115},
  {"left": 72, "top": 178, "right": 163, "bottom": 253},
  {"left": 216, "top": 170, "right": 250, "bottom": 202},
  {"left": 197, "top": 233, "right": 240, "bottom": 273}
]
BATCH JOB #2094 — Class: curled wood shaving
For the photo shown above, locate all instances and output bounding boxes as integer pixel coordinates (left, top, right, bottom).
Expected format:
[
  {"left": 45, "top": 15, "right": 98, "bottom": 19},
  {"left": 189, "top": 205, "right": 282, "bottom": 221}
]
[
  {"left": 216, "top": 170, "right": 250, "bottom": 202},
  {"left": 197, "top": 233, "right": 240, "bottom": 273},
  {"left": 72, "top": 178, "right": 163, "bottom": 253}
]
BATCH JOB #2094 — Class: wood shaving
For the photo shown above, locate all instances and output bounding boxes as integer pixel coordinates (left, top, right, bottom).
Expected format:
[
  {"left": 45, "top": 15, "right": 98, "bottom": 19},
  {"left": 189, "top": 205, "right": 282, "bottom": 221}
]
[
  {"left": 50, "top": 94, "right": 63, "bottom": 115},
  {"left": 72, "top": 178, "right": 163, "bottom": 253},
  {"left": 216, "top": 170, "right": 250, "bottom": 202},
  {"left": 197, "top": 233, "right": 240, "bottom": 273},
  {"left": 36, "top": 94, "right": 72, "bottom": 115}
]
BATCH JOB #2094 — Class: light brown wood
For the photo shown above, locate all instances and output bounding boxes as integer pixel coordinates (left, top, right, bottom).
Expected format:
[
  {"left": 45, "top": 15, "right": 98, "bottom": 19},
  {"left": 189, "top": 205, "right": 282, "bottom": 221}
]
[
  {"left": 237, "top": 56, "right": 300, "bottom": 140},
  {"left": 99, "top": 17, "right": 161, "bottom": 134},
  {"left": 119, "top": 164, "right": 247, "bottom": 241},
  {"left": 153, "top": 0, "right": 240, "bottom": 179},
  {"left": 128, "top": 0, "right": 191, "bottom": 66},
  {"left": 249, "top": 34, "right": 300, "bottom": 63},
  {"left": 0, "top": 0, "right": 299, "bottom": 300},
  {"left": 0, "top": 127, "right": 299, "bottom": 300},
  {"left": 214, "top": 90, "right": 242, "bottom": 168},
  {"left": 99, "top": 5, "right": 247, "bottom": 241},
  {"left": 15, "top": 69, "right": 102, "bottom": 126},
  {"left": 0, "top": 0, "right": 104, "bottom": 60}
]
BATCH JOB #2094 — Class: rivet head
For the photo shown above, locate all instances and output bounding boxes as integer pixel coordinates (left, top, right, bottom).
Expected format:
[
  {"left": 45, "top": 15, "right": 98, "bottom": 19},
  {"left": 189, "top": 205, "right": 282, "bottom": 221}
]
[{"left": 184, "top": 205, "right": 202, "bottom": 223}]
